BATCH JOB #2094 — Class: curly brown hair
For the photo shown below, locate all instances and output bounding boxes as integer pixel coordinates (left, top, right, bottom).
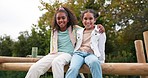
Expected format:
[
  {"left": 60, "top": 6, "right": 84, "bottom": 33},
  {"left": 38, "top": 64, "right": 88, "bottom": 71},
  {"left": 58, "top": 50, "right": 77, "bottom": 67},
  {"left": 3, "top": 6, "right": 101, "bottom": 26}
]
[{"left": 52, "top": 7, "right": 78, "bottom": 31}]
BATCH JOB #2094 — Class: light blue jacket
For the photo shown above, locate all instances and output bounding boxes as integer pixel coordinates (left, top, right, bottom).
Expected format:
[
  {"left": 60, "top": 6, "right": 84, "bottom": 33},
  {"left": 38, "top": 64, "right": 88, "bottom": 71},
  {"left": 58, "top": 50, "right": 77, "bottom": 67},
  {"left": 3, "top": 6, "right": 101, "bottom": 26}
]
[{"left": 74, "top": 25, "right": 106, "bottom": 63}]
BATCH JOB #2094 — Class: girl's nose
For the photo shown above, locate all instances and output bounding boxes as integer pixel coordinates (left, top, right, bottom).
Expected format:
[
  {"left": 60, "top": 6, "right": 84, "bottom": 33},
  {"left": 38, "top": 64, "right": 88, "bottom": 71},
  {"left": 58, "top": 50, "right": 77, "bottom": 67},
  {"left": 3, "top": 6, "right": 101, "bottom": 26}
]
[
  {"left": 86, "top": 20, "right": 90, "bottom": 24},
  {"left": 59, "top": 18, "right": 63, "bottom": 21}
]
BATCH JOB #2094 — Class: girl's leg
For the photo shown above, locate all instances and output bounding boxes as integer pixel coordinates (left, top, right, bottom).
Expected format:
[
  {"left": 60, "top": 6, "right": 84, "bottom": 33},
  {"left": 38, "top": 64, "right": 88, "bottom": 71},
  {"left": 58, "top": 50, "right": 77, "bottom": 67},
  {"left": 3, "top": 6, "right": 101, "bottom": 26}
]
[
  {"left": 65, "top": 52, "right": 84, "bottom": 78},
  {"left": 85, "top": 54, "right": 102, "bottom": 78},
  {"left": 25, "top": 53, "right": 60, "bottom": 78},
  {"left": 52, "top": 52, "right": 72, "bottom": 78}
]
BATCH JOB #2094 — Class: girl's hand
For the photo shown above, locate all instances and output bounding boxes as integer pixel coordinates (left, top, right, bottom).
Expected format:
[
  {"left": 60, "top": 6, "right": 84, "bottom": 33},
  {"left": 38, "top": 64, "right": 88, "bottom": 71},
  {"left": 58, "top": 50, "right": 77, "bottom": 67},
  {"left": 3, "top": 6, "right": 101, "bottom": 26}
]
[{"left": 97, "top": 24, "right": 105, "bottom": 33}]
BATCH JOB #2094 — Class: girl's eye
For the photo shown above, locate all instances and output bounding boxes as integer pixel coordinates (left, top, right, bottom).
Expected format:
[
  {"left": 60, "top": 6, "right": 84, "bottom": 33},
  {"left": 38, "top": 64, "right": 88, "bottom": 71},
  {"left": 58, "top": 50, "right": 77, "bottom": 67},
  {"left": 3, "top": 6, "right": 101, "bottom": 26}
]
[
  {"left": 83, "top": 17, "right": 93, "bottom": 20},
  {"left": 84, "top": 18, "right": 87, "bottom": 20},
  {"left": 57, "top": 16, "right": 66, "bottom": 20},
  {"left": 57, "top": 17, "right": 60, "bottom": 20},
  {"left": 89, "top": 17, "right": 93, "bottom": 20},
  {"left": 62, "top": 16, "right": 66, "bottom": 19}
]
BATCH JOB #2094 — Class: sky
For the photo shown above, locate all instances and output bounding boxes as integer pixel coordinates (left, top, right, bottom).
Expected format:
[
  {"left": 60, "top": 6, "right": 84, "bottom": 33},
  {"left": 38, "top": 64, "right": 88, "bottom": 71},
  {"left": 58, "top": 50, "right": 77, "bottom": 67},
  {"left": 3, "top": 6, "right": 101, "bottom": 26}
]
[
  {"left": 0, "top": 0, "right": 49, "bottom": 40},
  {"left": 0, "top": 0, "right": 109, "bottom": 40}
]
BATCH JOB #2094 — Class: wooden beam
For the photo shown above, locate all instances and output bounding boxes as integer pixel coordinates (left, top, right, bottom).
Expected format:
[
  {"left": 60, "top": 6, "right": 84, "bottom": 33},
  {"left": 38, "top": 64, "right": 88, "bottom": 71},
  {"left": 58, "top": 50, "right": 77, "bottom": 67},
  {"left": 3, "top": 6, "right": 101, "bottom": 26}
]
[
  {"left": 0, "top": 56, "right": 39, "bottom": 63},
  {"left": 102, "top": 63, "right": 148, "bottom": 75},
  {"left": 1, "top": 56, "right": 148, "bottom": 76},
  {"left": 0, "top": 63, "right": 148, "bottom": 75}
]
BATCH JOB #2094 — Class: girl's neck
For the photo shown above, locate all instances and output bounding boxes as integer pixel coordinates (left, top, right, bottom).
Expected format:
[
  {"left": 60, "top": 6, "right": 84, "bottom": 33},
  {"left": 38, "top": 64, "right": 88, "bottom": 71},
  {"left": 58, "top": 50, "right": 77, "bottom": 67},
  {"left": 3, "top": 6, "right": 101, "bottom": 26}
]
[{"left": 60, "top": 27, "right": 67, "bottom": 32}]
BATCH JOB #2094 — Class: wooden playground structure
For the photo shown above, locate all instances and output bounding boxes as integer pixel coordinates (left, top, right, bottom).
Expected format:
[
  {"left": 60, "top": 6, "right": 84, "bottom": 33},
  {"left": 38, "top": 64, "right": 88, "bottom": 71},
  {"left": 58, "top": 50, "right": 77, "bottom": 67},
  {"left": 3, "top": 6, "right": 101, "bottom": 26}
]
[{"left": 0, "top": 31, "right": 148, "bottom": 77}]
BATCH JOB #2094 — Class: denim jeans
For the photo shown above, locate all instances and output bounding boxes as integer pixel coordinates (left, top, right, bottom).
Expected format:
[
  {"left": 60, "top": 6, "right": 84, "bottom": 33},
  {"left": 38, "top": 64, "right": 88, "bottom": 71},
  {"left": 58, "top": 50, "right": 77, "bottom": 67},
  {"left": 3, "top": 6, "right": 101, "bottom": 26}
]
[{"left": 65, "top": 51, "right": 102, "bottom": 78}]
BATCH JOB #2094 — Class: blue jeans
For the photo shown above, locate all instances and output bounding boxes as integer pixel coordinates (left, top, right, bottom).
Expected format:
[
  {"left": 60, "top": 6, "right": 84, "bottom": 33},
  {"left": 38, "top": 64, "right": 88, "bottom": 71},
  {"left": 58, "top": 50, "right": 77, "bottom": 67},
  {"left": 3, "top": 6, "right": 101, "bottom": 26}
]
[{"left": 65, "top": 51, "right": 102, "bottom": 78}]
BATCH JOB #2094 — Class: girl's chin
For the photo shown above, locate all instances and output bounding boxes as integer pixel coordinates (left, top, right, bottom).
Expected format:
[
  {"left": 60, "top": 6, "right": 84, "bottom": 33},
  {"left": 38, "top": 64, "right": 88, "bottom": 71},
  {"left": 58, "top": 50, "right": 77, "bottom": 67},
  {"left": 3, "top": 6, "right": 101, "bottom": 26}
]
[
  {"left": 85, "top": 25, "right": 91, "bottom": 28},
  {"left": 85, "top": 25, "right": 94, "bottom": 30},
  {"left": 60, "top": 26, "right": 66, "bottom": 28}
]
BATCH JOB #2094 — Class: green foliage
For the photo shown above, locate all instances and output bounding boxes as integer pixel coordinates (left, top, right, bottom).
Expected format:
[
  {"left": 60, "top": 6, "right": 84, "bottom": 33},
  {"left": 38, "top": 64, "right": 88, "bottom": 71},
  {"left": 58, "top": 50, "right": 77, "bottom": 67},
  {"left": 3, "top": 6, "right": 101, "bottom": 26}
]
[
  {"left": 106, "top": 50, "right": 136, "bottom": 63},
  {"left": 0, "top": 71, "right": 26, "bottom": 78},
  {"left": 37, "top": 0, "right": 148, "bottom": 63},
  {"left": 12, "top": 24, "right": 51, "bottom": 57},
  {"left": 0, "top": 36, "right": 13, "bottom": 56},
  {"left": 0, "top": 0, "right": 147, "bottom": 64},
  {"left": 12, "top": 31, "right": 31, "bottom": 56},
  {"left": 0, "top": 0, "right": 148, "bottom": 77}
]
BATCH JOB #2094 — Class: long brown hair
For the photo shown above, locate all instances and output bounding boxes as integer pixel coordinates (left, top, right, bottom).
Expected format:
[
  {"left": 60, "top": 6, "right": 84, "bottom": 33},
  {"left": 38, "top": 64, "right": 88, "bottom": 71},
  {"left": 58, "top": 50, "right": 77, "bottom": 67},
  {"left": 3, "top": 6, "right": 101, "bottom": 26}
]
[{"left": 52, "top": 7, "right": 78, "bottom": 31}]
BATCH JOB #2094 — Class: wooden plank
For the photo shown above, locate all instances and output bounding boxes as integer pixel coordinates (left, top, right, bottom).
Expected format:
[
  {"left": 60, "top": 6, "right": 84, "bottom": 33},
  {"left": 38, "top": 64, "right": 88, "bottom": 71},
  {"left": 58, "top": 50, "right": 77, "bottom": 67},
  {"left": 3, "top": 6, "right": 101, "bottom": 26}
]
[
  {"left": 0, "top": 56, "right": 40, "bottom": 63},
  {"left": 102, "top": 63, "right": 148, "bottom": 76},
  {"left": 0, "top": 63, "right": 148, "bottom": 75}
]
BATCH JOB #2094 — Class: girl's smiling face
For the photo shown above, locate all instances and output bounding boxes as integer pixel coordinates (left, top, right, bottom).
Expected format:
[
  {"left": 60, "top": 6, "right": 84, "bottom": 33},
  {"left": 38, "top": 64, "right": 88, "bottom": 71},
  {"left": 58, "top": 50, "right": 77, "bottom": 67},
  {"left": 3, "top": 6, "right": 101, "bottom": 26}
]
[
  {"left": 56, "top": 12, "right": 69, "bottom": 31},
  {"left": 82, "top": 12, "right": 96, "bottom": 30}
]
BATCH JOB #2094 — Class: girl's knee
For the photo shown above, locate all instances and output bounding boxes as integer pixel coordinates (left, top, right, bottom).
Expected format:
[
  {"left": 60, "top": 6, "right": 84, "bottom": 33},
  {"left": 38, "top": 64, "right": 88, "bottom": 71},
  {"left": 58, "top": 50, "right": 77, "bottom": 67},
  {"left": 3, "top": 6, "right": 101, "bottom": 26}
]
[
  {"left": 88, "top": 60, "right": 100, "bottom": 66},
  {"left": 51, "top": 58, "right": 61, "bottom": 65},
  {"left": 69, "top": 65, "right": 80, "bottom": 72}
]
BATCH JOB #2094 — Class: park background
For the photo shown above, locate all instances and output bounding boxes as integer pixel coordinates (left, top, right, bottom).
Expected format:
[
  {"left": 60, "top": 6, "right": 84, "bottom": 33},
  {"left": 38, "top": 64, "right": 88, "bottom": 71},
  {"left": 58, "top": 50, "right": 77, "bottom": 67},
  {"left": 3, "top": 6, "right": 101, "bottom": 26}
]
[{"left": 0, "top": 0, "right": 148, "bottom": 78}]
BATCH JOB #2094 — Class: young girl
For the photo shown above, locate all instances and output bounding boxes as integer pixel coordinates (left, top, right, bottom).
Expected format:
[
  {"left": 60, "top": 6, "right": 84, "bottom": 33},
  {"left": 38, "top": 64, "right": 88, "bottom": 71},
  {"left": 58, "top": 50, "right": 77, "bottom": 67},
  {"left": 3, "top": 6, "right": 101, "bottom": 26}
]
[
  {"left": 65, "top": 9, "right": 106, "bottom": 78},
  {"left": 25, "top": 6, "right": 80, "bottom": 78},
  {"left": 25, "top": 7, "right": 105, "bottom": 78}
]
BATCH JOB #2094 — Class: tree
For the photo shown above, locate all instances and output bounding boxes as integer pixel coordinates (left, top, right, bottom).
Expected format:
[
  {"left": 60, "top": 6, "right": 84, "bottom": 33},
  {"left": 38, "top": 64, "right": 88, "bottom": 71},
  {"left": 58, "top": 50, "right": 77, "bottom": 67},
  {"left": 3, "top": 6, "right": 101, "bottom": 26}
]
[
  {"left": 12, "top": 31, "right": 30, "bottom": 56},
  {"left": 0, "top": 35, "right": 13, "bottom": 56},
  {"left": 13, "top": 24, "right": 51, "bottom": 57},
  {"left": 38, "top": 0, "right": 148, "bottom": 63}
]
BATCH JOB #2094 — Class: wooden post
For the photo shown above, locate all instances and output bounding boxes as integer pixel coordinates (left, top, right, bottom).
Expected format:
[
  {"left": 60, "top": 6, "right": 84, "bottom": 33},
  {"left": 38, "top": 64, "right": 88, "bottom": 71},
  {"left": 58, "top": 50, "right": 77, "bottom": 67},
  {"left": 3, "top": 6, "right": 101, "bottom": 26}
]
[
  {"left": 143, "top": 31, "right": 148, "bottom": 60},
  {"left": 134, "top": 40, "right": 146, "bottom": 63},
  {"left": 134, "top": 40, "right": 148, "bottom": 78}
]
